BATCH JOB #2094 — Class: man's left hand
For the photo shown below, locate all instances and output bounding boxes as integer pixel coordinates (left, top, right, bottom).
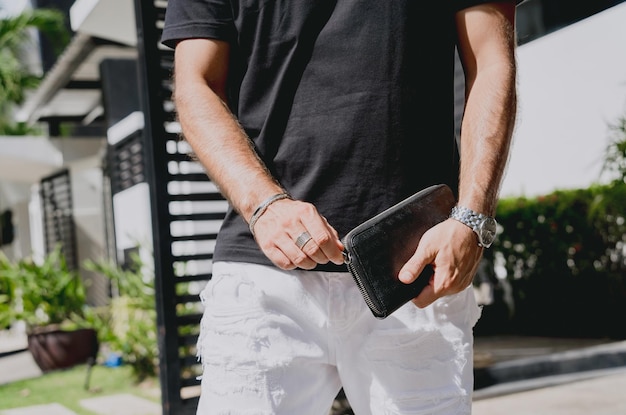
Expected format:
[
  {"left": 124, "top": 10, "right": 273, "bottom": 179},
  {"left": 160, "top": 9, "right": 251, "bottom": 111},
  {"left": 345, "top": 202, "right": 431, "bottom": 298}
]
[{"left": 398, "top": 218, "right": 483, "bottom": 308}]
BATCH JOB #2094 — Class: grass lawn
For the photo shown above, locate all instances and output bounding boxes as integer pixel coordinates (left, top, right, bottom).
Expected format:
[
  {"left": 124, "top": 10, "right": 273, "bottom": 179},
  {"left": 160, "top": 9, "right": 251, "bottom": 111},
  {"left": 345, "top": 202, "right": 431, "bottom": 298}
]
[{"left": 0, "top": 364, "right": 160, "bottom": 414}]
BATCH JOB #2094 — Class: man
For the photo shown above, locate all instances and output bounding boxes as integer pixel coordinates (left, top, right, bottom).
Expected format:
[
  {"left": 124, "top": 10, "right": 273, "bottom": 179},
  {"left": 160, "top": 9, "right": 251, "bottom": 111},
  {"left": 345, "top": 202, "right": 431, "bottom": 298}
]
[{"left": 162, "top": 1, "right": 518, "bottom": 413}]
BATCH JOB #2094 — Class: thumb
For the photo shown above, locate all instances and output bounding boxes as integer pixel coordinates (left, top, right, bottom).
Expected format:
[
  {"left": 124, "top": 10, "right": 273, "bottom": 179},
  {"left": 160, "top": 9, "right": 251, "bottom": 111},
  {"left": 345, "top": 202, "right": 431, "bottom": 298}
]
[{"left": 398, "top": 250, "right": 430, "bottom": 284}]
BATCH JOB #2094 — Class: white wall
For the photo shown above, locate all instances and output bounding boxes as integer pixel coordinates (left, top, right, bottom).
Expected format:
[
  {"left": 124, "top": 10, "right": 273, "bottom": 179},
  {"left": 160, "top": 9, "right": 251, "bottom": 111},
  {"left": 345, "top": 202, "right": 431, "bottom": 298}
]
[
  {"left": 0, "top": 0, "right": 30, "bottom": 17},
  {"left": 501, "top": 3, "right": 626, "bottom": 198}
]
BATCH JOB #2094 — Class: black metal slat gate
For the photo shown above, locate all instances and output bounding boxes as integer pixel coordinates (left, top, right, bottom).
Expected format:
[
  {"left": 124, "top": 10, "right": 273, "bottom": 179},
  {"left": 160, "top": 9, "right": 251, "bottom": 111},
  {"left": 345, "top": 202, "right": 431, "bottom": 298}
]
[
  {"left": 134, "top": 1, "right": 226, "bottom": 413},
  {"left": 40, "top": 168, "right": 79, "bottom": 270}
]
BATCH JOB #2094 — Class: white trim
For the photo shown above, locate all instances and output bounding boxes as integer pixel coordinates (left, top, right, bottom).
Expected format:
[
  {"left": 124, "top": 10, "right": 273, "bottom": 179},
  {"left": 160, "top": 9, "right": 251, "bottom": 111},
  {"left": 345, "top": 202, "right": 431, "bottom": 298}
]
[
  {"left": 15, "top": 33, "right": 136, "bottom": 124},
  {"left": 69, "top": 0, "right": 99, "bottom": 31},
  {"left": 107, "top": 111, "right": 145, "bottom": 146},
  {"left": 69, "top": 0, "right": 137, "bottom": 46},
  {"left": 15, "top": 33, "right": 95, "bottom": 124}
]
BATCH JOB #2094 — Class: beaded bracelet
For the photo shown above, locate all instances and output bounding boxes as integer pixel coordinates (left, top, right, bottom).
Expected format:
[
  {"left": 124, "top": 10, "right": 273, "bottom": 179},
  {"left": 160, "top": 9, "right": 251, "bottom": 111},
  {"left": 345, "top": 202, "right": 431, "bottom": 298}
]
[{"left": 248, "top": 192, "right": 292, "bottom": 238}]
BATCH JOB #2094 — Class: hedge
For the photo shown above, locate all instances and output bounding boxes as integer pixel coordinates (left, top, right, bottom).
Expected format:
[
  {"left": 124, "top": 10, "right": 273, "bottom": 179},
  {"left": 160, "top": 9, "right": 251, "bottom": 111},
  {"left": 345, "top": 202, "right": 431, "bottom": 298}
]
[{"left": 475, "top": 181, "right": 626, "bottom": 339}]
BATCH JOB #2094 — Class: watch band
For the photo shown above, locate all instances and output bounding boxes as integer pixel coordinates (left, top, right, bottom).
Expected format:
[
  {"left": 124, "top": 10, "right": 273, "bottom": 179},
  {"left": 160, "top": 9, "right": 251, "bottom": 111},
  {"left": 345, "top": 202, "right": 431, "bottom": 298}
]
[
  {"left": 449, "top": 205, "right": 498, "bottom": 248},
  {"left": 450, "top": 206, "right": 490, "bottom": 230}
]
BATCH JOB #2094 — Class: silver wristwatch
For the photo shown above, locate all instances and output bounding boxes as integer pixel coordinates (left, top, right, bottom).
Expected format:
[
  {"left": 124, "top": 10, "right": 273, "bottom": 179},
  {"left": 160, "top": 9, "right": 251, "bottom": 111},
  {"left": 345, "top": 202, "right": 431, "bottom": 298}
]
[{"left": 450, "top": 206, "right": 498, "bottom": 248}]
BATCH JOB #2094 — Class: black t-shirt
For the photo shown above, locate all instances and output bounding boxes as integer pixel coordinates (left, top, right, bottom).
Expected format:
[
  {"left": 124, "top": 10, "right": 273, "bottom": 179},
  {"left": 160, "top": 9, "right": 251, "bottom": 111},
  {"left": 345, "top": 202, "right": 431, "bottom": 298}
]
[{"left": 162, "top": 0, "right": 496, "bottom": 271}]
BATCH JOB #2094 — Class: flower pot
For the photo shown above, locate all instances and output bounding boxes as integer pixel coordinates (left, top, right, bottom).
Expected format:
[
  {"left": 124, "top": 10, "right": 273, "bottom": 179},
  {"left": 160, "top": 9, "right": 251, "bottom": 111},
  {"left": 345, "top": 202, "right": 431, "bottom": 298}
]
[{"left": 27, "top": 327, "right": 99, "bottom": 372}]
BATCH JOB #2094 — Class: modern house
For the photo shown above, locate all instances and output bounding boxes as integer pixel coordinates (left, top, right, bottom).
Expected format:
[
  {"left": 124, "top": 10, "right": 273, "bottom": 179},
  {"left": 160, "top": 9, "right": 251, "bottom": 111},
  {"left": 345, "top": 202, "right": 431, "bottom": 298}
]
[{"left": 1, "top": 0, "right": 624, "bottom": 413}]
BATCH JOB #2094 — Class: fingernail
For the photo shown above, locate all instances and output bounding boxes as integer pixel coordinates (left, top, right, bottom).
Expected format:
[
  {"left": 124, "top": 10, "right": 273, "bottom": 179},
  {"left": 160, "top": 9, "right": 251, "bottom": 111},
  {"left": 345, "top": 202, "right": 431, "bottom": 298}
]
[{"left": 399, "top": 272, "right": 412, "bottom": 283}]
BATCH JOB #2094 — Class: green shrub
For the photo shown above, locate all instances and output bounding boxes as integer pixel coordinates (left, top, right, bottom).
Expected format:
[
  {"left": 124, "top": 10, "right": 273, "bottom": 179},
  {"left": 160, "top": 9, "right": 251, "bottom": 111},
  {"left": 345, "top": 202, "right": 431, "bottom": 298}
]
[
  {"left": 0, "top": 9, "right": 69, "bottom": 134},
  {"left": 85, "top": 254, "right": 158, "bottom": 381},
  {"left": 0, "top": 246, "right": 88, "bottom": 332},
  {"left": 0, "top": 258, "right": 14, "bottom": 329},
  {"left": 478, "top": 182, "right": 626, "bottom": 338}
]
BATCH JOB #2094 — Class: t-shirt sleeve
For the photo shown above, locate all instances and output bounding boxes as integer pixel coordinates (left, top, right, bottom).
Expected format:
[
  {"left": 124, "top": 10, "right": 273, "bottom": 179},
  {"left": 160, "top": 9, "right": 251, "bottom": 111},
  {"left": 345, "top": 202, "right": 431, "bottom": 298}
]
[{"left": 161, "top": 0, "right": 235, "bottom": 49}]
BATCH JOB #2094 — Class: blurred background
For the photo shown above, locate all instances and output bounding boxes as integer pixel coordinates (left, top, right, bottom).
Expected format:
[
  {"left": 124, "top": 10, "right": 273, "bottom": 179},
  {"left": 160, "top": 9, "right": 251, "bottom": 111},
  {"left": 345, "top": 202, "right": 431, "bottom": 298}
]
[{"left": 1, "top": 1, "right": 625, "bottom": 414}]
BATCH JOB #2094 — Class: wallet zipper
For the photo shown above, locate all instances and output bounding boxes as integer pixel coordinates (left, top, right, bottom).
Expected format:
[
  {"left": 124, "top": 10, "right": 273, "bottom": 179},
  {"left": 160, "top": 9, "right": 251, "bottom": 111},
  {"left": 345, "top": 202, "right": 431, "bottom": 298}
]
[{"left": 344, "top": 251, "right": 385, "bottom": 317}]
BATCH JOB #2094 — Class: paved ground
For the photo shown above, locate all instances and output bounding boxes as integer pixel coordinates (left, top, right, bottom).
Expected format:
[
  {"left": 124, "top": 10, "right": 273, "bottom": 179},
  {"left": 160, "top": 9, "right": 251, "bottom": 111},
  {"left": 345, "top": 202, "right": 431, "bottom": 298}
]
[
  {"left": 473, "top": 337, "right": 626, "bottom": 415},
  {"left": 0, "top": 330, "right": 161, "bottom": 415},
  {"left": 0, "top": 351, "right": 161, "bottom": 415},
  {"left": 473, "top": 368, "right": 626, "bottom": 415},
  {"left": 0, "top": 394, "right": 161, "bottom": 415},
  {"left": 2, "top": 330, "right": 626, "bottom": 415}
]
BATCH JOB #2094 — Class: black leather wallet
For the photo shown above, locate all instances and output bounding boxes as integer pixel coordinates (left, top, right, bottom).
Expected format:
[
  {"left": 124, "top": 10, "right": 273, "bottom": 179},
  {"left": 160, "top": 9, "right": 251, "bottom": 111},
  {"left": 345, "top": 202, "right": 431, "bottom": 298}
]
[{"left": 343, "top": 184, "right": 456, "bottom": 319}]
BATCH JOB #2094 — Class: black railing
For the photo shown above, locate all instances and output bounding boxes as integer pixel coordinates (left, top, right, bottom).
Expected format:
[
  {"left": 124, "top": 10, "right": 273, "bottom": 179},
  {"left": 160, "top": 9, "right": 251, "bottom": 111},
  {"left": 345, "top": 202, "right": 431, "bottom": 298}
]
[{"left": 40, "top": 168, "right": 78, "bottom": 270}]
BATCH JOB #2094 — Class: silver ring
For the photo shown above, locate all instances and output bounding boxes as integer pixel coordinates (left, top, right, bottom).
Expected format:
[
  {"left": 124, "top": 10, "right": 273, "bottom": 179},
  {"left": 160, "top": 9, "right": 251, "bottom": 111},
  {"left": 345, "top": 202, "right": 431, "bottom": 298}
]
[{"left": 295, "top": 231, "right": 313, "bottom": 250}]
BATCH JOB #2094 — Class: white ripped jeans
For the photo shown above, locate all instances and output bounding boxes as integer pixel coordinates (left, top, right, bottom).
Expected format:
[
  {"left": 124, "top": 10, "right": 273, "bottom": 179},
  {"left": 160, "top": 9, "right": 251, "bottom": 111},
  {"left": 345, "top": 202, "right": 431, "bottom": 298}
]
[{"left": 196, "top": 261, "right": 481, "bottom": 415}]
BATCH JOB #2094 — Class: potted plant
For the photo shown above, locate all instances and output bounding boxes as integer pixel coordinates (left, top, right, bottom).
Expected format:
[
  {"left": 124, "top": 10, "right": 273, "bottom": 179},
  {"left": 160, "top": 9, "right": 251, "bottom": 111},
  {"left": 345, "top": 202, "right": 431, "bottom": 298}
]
[{"left": 0, "top": 247, "right": 98, "bottom": 372}]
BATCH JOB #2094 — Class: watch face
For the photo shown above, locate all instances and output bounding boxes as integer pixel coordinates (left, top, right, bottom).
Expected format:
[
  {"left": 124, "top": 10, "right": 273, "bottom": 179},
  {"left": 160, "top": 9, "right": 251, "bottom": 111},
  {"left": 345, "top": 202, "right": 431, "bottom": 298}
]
[{"left": 478, "top": 218, "right": 498, "bottom": 247}]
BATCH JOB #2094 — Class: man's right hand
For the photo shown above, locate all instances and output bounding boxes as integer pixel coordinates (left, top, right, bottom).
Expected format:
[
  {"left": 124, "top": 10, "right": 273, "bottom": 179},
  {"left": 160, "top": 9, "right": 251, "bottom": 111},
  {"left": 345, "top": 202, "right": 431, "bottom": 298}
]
[{"left": 251, "top": 198, "right": 345, "bottom": 270}]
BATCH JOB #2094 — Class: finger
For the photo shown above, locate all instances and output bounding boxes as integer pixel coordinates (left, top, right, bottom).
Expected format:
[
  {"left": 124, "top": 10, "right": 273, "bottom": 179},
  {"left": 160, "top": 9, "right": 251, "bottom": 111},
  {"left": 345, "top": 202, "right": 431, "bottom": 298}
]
[
  {"left": 302, "top": 216, "right": 345, "bottom": 265},
  {"left": 281, "top": 233, "right": 318, "bottom": 270},
  {"left": 262, "top": 245, "right": 296, "bottom": 270},
  {"left": 411, "top": 284, "right": 438, "bottom": 309},
  {"left": 320, "top": 223, "right": 346, "bottom": 265},
  {"left": 298, "top": 235, "right": 331, "bottom": 264},
  {"left": 398, "top": 255, "right": 429, "bottom": 284},
  {"left": 291, "top": 229, "right": 328, "bottom": 264},
  {"left": 398, "top": 227, "right": 438, "bottom": 283},
  {"left": 261, "top": 232, "right": 317, "bottom": 270}
]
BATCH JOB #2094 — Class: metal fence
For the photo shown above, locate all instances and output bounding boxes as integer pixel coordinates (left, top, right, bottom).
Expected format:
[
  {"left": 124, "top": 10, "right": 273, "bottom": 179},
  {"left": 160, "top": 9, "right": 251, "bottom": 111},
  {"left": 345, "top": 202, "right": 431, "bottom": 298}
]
[
  {"left": 40, "top": 168, "right": 78, "bottom": 270},
  {"left": 134, "top": 1, "right": 227, "bottom": 413}
]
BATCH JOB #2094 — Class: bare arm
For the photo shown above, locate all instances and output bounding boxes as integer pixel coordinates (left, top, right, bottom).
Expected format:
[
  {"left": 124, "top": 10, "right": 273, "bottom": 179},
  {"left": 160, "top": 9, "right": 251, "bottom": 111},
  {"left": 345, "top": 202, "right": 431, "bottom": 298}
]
[
  {"left": 455, "top": 2, "right": 517, "bottom": 215},
  {"left": 174, "top": 39, "right": 280, "bottom": 217},
  {"left": 173, "top": 39, "right": 344, "bottom": 269},
  {"left": 399, "top": 2, "right": 517, "bottom": 307}
]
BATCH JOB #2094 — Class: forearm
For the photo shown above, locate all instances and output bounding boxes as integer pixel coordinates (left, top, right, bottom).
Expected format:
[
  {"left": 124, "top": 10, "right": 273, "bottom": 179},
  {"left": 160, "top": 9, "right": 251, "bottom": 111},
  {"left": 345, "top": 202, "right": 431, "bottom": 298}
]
[
  {"left": 458, "top": 59, "right": 516, "bottom": 217},
  {"left": 171, "top": 39, "right": 344, "bottom": 269},
  {"left": 175, "top": 78, "right": 344, "bottom": 268},
  {"left": 175, "top": 81, "right": 284, "bottom": 221}
]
